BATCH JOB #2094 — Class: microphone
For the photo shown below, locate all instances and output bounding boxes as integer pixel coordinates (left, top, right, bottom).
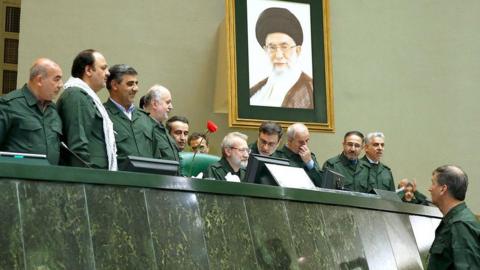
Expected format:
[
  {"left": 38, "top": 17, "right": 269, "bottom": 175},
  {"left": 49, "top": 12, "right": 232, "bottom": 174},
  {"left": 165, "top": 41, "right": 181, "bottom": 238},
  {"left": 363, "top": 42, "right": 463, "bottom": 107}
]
[{"left": 60, "top": 142, "right": 92, "bottom": 168}]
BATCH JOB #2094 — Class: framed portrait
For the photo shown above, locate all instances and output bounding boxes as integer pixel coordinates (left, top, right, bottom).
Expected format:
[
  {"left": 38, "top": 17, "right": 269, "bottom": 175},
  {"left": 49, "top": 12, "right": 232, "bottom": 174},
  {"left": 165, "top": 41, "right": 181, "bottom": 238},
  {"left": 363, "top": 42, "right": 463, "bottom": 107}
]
[{"left": 226, "top": 0, "right": 334, "bottom": 132}]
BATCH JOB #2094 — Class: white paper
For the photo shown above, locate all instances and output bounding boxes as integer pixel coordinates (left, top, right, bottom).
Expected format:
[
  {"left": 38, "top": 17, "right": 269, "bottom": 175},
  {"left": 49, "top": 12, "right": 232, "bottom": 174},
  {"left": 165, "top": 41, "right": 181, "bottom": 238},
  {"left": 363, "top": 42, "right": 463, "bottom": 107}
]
[{"left": 265, "top": 163, "right": 316, "bottom": 190}]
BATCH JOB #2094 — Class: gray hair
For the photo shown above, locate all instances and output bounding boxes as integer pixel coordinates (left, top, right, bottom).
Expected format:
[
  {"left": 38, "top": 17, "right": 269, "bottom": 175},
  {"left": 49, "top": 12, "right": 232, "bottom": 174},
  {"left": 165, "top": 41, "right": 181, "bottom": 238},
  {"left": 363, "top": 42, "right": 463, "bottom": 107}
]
[
  {"left": 365, "top": 132, "right": 385, "bottom": 145},
  {"left": 286, "top": 123, "right": 308, "bottom": 140},
  {"left": 143, "top": 84, "right": 169, "bottom": 108},
  {"left": 221, "top": 132, "right": 248, "bottom": 157},
  {"left": 29, "top": 62, "right": 49, "bottom": 80},
  {"left": 433, "top": 165, "right": 468, "bottom": 201}
]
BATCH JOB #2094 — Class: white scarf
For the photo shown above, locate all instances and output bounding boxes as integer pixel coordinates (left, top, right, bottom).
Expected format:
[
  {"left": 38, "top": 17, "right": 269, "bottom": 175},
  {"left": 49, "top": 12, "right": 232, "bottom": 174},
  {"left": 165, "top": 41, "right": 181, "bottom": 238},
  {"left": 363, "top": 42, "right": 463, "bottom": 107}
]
[{"left": 64, "top": 77, "right": 118, "bottom": 171}]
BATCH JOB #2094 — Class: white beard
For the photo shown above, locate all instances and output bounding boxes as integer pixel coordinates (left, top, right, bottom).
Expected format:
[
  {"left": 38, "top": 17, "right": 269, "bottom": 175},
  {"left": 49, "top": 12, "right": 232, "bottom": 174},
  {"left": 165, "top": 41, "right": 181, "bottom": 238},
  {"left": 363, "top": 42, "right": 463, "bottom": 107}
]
[{"left": 250, "top": 53, "right": 302, "bottom": 108}]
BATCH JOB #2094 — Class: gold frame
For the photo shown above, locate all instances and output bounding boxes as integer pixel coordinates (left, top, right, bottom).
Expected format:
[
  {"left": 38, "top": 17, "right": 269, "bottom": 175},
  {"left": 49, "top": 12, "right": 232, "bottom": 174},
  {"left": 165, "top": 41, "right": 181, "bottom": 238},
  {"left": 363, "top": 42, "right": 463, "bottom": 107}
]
[{"left": 226, "top": 0, "right": 334, "bottom": 132}]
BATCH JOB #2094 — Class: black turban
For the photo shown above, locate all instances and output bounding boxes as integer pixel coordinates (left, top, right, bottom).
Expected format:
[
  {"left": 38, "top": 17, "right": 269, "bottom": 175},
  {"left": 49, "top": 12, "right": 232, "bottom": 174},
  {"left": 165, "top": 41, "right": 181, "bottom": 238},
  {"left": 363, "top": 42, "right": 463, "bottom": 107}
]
[{"left": 255, "top": 7, "right": 303, "bottom": 47}]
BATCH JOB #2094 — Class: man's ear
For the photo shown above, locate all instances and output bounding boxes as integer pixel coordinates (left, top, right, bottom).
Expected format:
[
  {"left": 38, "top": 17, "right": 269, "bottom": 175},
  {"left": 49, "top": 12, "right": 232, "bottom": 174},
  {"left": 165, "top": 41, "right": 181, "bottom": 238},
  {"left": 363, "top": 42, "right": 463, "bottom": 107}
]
[
  {"left": 224, "top": 147, "right": 232, "bottom": 158},
  {"left": 84, "top": 65, "right": 93, "bottom": 77},
  {"left": 295, "top": 46, "right": 302, "bottom": 55}
]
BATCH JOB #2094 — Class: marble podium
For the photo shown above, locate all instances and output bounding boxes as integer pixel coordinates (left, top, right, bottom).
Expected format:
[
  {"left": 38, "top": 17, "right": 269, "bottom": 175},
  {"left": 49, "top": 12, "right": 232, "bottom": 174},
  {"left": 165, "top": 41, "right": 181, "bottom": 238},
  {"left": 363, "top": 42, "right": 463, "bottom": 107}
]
[{"left": 0, "top": 160, "right": 441, "bottom": 270}]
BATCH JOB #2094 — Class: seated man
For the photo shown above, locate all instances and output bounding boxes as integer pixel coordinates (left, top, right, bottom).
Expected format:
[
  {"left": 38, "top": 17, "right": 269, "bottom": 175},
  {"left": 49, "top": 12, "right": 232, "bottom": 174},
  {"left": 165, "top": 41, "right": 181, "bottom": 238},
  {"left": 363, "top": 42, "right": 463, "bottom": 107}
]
[
  {"left": 166, "top": 115, "right": 189, "bottom": 152},
  {"left": 274, "top": 123, "right": 322, "bottom": 186},
  {"left": 205, "top": 132, "right": 249, "bottom": 181},
  {"left": 397, "top": 178, "right": 429, "bottom": 205},
  {"left": 142, "top": 85, "right": 179, "bottom": 161},
  {"left": 361, "top": 132, "right": 395, "bottom": 191},
  {"left": 103, "top": 64, "right": 159, "bottom": 169},
  {"left": 0, "top": 58, "right": 63, "bottom": 165},
  {"left": 188, "top": 132, "right": 209, "bottom": 154},
  {"left": 323, "top": 131, "right": 370, "bottom": 192},
  {"left": 250, "top": 121, "right": 282, "bottom": 156}
]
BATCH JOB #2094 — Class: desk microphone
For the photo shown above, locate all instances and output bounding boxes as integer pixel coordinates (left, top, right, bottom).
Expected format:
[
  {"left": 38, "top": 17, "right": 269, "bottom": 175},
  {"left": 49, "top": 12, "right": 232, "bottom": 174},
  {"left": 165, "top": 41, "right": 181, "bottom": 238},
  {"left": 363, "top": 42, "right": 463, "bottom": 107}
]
[{"left": 60, "top": 142, "right": 92, "bottom": 168}]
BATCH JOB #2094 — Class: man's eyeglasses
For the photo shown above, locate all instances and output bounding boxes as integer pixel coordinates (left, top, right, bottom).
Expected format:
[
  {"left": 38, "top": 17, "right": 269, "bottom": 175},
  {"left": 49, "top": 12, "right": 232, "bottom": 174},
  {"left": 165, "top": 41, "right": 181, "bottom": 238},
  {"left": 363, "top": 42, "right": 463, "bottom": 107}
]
[
  {"left": 230, "top": 147, "right": 251, "bottom": 154},
  {"left": 264, "top": 43, "right": 298, "bottom": 53},
  {"left": 259, "top": 139, "right": 277, "bottom": 148}
]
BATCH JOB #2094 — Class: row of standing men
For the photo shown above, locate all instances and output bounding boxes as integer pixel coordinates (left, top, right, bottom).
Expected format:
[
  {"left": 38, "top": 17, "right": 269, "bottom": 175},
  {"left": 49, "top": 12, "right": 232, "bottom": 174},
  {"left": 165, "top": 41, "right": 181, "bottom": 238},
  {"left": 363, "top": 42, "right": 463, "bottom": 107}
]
[{"left": 0, "top": 51, "right": 479, "bottom": 269}]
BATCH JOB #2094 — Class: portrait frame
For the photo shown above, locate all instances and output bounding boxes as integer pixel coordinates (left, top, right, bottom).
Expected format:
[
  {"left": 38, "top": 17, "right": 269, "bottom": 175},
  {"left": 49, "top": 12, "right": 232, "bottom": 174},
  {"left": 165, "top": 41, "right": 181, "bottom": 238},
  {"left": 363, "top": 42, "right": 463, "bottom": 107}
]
[{"left": 226, "top": 0, "right": 334, "bottom": 132}]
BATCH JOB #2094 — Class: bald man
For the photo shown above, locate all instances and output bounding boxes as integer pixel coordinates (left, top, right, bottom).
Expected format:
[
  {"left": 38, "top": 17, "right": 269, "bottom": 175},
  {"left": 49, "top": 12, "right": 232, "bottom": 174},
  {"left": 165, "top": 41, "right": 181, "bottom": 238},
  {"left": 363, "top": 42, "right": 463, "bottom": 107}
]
[
  {"left": 274, "top": 123, "right": 323, "bottom": 186},
  {"left": 0, "top": 58, "right": 63, "bottom": 164},
  {"left": 142, "top": 84, "right": 179, "bottom": 161}
]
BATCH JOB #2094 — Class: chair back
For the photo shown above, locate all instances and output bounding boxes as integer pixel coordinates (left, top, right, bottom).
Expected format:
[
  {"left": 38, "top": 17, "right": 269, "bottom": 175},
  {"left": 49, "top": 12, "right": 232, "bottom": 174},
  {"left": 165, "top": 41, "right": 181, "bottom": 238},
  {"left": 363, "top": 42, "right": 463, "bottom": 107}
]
[{"left": 179, "top": 152, "right": 221, "bottom": 177}]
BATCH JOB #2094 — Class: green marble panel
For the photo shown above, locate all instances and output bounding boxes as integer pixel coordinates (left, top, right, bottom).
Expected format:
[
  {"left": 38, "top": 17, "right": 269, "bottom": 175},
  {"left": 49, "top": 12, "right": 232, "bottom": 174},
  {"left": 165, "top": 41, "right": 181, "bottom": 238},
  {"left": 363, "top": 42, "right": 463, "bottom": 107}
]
[
  {"left": 0, "top": 181, "right": 24, "bottom": 270},
  {"left": 284, "top": 201, "right": 336, "bottom": 269},
  {"left": 145, "top": 190, "right": 209, "bottom": 269},
  {"left": 18, "top": 181, "right": 93, "bottom": 270},
  {"left": 353, "top": 209, "right": 397, "bottom": 270},
  {"left": 244, "top": 198, "right": 298, "bottom": 270},
  {"left": 383, "top": 213, "right": 423, "bottom": 270},
  {"left": 320, "top": 206, "right": 368, "bottom": 269},
  {"left": 85, "top": 185, "right": 155, "bottom": 270},
  {"left": 197, "top": 194, "right": 258, "bottom": 269}
]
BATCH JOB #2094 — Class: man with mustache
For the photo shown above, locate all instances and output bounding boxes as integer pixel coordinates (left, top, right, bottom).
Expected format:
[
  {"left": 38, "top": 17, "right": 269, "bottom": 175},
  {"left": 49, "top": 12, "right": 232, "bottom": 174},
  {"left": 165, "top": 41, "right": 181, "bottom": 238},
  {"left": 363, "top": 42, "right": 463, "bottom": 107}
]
[
  {"left": 322, "top": 131, "right": 370, "bottom": 192},
  {"left": 0, "top": 58, "right": 63, "bottom": 165},
  {"left": 249, "top": 7, "right": 313, "bottom": 109},
  {"left": 103, "top": 64, "right": 160, "bottom": 169},
  {"left": 362, "top": 132, "right": 395, "bottom": 191},
  {"left": 142, "top": 85, "right": 179, "bottom": 161},
  {"left": 57, "top": 49, "right": 117, "bottom": 170},
  {"left": 205, "top": 132, "right": 249, "bottom": 181},
  {"left": 166, "top": 115, "right": 189, "bottom": 152}
]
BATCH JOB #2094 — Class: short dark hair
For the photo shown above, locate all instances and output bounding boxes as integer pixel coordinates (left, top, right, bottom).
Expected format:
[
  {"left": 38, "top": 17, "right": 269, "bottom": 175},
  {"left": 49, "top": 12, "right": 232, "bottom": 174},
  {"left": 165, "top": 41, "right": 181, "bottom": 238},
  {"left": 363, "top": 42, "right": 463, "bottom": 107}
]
[
  {"left": 139, "top": 96, "right": 146, "bottom": 109},
  {"left": 166, "top": 115, "right": 189, "bottom": 133},
  {"left": 433, "top": 165, "right": 468, "bottom": 201},
  {"left": 188, "top": 132, "right": 208, "bottom": 146},
  {"left": 71, "top": 49, "right": 96, "bottom": 79},
  {"left": 344, "top": 131, "right": 364, "bottom": 142},
  {"left": 259, "top": 121, "right": 283, "bottom": 139},
  {"left": 106, "top": 64, "right": 138, "bottom": 91}
]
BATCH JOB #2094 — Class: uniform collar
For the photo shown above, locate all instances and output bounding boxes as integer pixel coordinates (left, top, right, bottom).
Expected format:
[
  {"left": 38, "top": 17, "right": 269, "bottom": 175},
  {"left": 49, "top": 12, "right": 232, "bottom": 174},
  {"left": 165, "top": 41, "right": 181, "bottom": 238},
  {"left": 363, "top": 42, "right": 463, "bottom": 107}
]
[{"left": 443, "top": 201, "right": 466, "bottom": 222}]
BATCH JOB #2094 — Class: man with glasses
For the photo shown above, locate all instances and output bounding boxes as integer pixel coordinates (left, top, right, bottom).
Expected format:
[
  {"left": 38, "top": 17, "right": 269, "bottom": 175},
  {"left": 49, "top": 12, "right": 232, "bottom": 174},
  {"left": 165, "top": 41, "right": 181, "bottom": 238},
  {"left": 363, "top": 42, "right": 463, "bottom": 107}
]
[
  {"left": 362, "top": 132, "right": 395, "bottom": 191},
  {"left": 274, "top": 123, "right": 322, "bottom": 186},
  {"left": 205, "top": 132, "right": 250, "bottom": 181},
  {"left": 250, "top": 7, "right": 313, "bottom": 109},
  {"left": 322, "top": 131, "right": 370, "bottom": 192},
  {"left": 250, "top": 121, "right": 282, "bottom": 156}
]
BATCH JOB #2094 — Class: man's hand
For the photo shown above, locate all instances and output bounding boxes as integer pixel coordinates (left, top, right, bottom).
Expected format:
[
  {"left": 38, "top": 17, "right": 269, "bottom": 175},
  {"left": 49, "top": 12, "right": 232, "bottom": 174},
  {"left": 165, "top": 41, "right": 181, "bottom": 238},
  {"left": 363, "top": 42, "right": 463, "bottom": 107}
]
[{"left": 298, "top": 145, "right": 312, "bottom": 164}]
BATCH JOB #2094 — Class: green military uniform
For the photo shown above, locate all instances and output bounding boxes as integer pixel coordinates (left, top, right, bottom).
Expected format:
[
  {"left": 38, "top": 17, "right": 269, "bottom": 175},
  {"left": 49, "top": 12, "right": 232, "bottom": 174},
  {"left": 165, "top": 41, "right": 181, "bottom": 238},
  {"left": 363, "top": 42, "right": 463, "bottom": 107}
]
[
  {"left": 322, "top": 153, "right": 370, "bottom": 192},
  {"left": 273, "top": 145, "right": 323, "bottom": 187},
  {"left": 104, "top": 99, "right": 158, "bottom": 169},
  {"left": 428, "top": 202, "right": 480, "bottom": 269},
  {"left": 205, "top": 157, "right": 246, "bottom": 181},
  {"left": 57, "top": 86, "right": 108, "bottom": 169},
  {"left": 361, "top": 156, "right": 395, "bottom": 192},
  {"left": 154, "top": 122, "right": 180, "bottom": 162},
  {"left": 0, "top": 84, "right": 62, "bottom": 165}
]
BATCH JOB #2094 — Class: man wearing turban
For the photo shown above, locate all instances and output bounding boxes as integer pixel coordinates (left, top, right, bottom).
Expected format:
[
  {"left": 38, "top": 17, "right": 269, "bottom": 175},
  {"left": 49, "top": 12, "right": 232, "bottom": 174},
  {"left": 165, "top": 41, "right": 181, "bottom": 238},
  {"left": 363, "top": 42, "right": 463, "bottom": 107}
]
[{"left": 250, "top": 7, "right": 313, "bottom": 109}]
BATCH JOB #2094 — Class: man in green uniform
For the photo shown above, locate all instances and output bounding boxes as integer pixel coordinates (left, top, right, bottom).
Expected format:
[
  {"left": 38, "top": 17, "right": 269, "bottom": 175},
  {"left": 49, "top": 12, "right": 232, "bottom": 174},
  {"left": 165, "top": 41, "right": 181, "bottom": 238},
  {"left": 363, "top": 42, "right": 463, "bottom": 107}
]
[
  {"left": 104, "top": 64, "right": 160, "bottom": 169},
  {"left": 166, "top": 115, "right": 189, "bottom": 152},
  {"left": 361, "top": 132, "right": 395, "bottom": 191},
  {"left": 249, "top": 121, "right": 282, "bottom": 156},
  {"left": 142, "top": 85, "right": 179, "bottom": 161},
  {"left": 0, "top": 58, "right": 63, "bottom": 164},
  {"left": 323, "top": 131, "right": 370, "bottom": 192},
  {"left": 428, "top": 165, "right": 480, "bottom": 269},
  {"left": 57, "top": 49, "right": 117, "bottom": 170},
  {"left": 205, "top": 132, "right": 249, "bottom": 181},
  {"left": 274, "top": 123, "right": 323, "bottom": 187}
]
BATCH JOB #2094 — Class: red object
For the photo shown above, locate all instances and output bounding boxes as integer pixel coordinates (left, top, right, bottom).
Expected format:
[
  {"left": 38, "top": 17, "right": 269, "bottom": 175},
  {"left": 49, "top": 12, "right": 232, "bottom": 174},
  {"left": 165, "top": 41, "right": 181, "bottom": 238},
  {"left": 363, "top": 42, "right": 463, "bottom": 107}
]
[{"left": 206, "top": 120, "right": 218, "bottom": 133}]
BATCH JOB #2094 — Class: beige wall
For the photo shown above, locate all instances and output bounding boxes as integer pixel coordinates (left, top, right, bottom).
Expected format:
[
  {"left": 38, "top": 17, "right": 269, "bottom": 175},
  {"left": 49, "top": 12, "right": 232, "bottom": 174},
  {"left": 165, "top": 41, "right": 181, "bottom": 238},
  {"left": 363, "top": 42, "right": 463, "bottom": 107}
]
[{"left": 18, "top": 0, "right": 480, "bottom": 213}]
